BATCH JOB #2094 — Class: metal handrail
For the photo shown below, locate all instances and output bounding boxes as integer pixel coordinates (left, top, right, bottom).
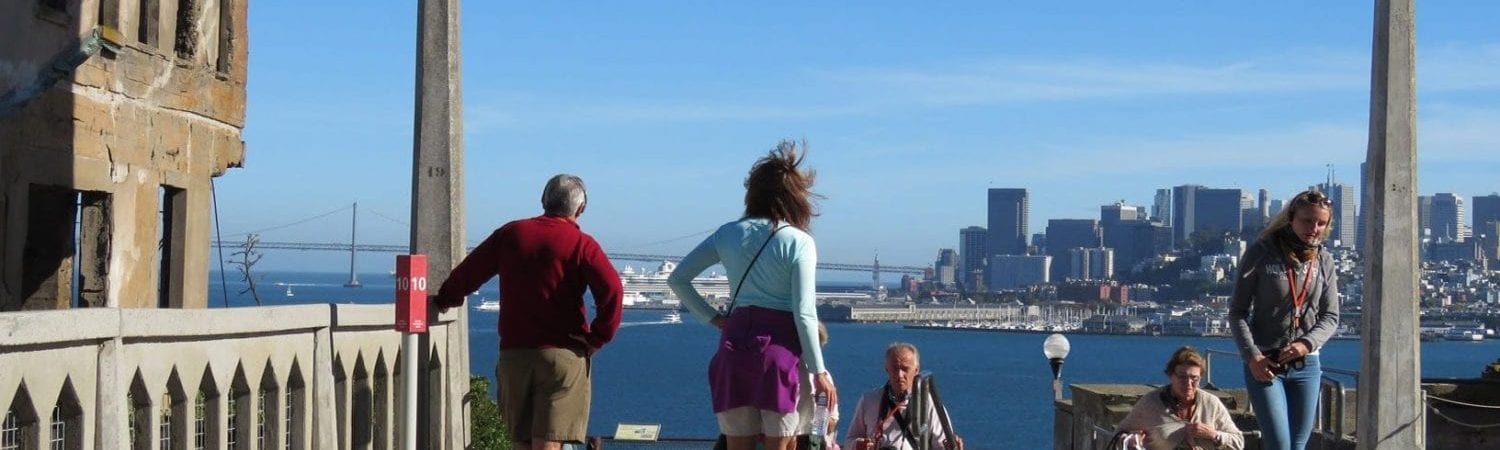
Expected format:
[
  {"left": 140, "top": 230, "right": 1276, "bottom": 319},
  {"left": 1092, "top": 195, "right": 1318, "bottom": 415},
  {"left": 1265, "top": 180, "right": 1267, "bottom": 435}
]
[{"left": 911, "top": 372, "right": 959, "bottom": 450}]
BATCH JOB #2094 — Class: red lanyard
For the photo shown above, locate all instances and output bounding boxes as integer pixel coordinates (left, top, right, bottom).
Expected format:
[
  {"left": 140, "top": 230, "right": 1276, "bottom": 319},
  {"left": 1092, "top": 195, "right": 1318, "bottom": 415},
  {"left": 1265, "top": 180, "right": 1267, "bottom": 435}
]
[
  {"left": 874, "top": 400, "right": 905, "bottom": 448},
  {"left": 1285, "top": 257, "right": 1317, "bottom": 329}
]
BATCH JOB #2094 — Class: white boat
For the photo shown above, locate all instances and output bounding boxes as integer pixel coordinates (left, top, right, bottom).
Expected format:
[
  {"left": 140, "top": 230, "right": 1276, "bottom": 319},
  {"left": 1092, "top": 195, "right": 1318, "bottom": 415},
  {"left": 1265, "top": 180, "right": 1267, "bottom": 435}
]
[
  {"left": 1444, "top": 327, "right": 1485, "bottom": 341},
  {"left": 284, "top": 285, "right": 294, "bottom": 297},
  {"left": 619, "top": 261, "right": 729, "bottom": 306},
  {"left": 663, "top": 311, "right": 682, "bottom": 324},
  {"left": 474, "top": 299, "right": 499, "bottom": 312}
]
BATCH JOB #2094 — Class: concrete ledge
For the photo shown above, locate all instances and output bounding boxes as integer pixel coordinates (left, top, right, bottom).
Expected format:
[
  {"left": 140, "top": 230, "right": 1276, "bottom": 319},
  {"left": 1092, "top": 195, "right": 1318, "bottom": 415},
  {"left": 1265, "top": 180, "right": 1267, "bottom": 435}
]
[
  {"left": 121, "top": 304, "right": 332, "bottom": 337},
  {"left": 0, "top": 308, "right": 121, "bottom": 346}
]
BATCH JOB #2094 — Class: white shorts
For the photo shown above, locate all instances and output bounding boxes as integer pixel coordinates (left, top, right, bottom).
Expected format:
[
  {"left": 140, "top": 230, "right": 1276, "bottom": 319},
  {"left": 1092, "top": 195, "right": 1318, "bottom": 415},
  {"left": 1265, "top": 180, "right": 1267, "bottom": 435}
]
[{"left": 716, "top": 406, "right": 801, "bottom": 438}]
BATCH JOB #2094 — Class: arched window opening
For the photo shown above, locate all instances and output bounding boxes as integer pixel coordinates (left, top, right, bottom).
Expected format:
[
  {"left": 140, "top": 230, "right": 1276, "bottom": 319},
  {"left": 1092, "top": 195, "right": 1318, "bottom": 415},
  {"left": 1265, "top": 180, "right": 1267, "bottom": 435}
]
[
  {"left": 228, "top": 365, "right": 250, "bottom": 450},
  {"left": 3, "top": 384, "right": 38, "bottom": 450},
  {"left": 49, "top": 380, "right": 83, "bottom": 450}
]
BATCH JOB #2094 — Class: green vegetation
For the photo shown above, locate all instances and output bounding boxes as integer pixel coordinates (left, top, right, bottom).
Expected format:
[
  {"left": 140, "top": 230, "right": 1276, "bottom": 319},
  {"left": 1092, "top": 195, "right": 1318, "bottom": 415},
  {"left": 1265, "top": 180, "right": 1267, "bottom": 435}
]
[{"left": 469, "top": 376, "right": 511, "bottom": 450}]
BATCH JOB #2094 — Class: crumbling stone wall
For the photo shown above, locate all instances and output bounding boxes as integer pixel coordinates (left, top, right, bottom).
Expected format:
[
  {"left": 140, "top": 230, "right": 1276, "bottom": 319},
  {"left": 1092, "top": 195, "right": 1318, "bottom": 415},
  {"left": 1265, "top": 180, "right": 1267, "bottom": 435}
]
[{"left": 0, "top": 0, "right": 246, "bottom": 310}]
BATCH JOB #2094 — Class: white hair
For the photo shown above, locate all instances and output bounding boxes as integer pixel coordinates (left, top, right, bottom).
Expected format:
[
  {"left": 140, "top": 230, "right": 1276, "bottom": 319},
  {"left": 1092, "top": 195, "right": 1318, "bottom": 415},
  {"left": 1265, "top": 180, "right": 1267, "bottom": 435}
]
[{"left": 542, "top": 174, "right": 587, "bottom": 216}]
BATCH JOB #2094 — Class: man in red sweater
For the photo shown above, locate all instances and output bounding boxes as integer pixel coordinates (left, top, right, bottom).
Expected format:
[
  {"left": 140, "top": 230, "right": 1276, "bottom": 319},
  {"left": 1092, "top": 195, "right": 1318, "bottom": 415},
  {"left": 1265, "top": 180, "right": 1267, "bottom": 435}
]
[{"left": 431, "top": 174, "right": 623, "bottom": 450}]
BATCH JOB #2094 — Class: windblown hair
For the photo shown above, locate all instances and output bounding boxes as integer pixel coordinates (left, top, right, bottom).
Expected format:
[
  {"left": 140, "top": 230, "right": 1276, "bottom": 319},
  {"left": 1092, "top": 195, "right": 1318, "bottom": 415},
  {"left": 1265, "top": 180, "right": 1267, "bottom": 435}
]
[
  {"left": 1164, "top": 346, "right": 1206, "bottom": 376},
  {"left": 886, "top": 341, "right": 920, "bottom": 366},
  {"left": 743, "top": 140, "right": 821, "bottom": 231},
  {"left": 1258, "top": 189, "right": 1333, "bottom": 263},
  {"left": 1258, "top": 189, "right": 1333, "bottom": 243},
  {"left": 541, "top": 174, "right": 587, "bottom": 217}
]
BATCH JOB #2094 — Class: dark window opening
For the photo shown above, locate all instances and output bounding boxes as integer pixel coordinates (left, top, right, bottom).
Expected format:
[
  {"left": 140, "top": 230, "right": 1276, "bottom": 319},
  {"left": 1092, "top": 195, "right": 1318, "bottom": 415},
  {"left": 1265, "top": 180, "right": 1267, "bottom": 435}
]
[
  {"left": 98, "top": 0, "right": 120, "bottom": 30},
  {"left": 40, "top": 0, "right": 66, "bottom": 13},
  {"left": 158, "top": 186, "right": 186, "bottom": 308},
  {"left": 73, "top": 191, "right": 111, "bottom": 308},
  {"left": 174, "top": 0, "right": 197, "bottom": 60},
  {"left": 215, "top": 0, "right": 232, "bottom": 72},
  {"left": 18, "top": 185, "right": 75, "bottom": 311},
  {"left": 138, "top": 0, "right": 160, "bottom": 46}
]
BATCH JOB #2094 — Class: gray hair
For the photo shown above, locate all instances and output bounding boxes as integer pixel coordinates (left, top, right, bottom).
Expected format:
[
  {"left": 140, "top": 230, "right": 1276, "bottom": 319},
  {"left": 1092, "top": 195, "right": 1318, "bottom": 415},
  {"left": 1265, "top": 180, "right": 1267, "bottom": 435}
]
[
  {"left": 542, "top": 174, "right": 587, "bottom": 217},
  {"left": 886, "top": 342, "right": 920, "bottom": 365}
]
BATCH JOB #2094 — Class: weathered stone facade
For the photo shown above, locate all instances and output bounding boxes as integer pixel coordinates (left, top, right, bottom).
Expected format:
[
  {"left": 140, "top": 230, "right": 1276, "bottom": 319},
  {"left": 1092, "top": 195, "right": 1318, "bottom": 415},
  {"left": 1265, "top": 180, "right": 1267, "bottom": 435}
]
[{"left": 0, "top": 0, "right": 246, "bottom": 310}]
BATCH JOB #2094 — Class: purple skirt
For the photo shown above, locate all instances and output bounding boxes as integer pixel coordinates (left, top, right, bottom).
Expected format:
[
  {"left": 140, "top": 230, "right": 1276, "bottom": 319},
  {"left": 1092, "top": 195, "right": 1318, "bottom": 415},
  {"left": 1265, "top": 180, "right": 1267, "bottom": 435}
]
[{"left": 708, "top": 306, "right": 803, "bottom": 414}]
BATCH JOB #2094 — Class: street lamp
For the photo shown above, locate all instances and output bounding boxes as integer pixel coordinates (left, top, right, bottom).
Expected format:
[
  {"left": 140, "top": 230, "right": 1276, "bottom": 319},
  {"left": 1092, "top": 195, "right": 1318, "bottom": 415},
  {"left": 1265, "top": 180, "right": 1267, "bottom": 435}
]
[{"left": 1043, "top": 333, "right": 1071, "bottom": 400}]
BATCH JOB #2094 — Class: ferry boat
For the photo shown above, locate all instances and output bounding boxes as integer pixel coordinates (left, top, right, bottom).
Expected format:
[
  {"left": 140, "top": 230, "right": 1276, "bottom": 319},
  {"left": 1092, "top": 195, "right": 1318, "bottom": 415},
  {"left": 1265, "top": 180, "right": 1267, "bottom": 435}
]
[
  {"left": 473, "top": 299, "right": 499, "bottom": 312},
  {"left": 1444, "top": 327, "right": 1485, "bottom": 341}
]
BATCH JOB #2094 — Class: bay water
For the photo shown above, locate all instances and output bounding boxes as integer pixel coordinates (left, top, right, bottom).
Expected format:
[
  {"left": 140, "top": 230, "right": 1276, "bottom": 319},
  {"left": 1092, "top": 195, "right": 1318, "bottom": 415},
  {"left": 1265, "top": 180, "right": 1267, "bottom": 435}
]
[{"left": 213, "top": 271, "right": 1500, "bottom": 448}]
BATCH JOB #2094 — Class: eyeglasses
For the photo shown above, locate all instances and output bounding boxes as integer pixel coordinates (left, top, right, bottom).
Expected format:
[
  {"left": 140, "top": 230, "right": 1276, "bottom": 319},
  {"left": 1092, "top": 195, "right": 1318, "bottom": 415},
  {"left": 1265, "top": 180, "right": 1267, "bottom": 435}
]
[{"left": 1294, "top": 190, "right": 1333, "bottom": 206}]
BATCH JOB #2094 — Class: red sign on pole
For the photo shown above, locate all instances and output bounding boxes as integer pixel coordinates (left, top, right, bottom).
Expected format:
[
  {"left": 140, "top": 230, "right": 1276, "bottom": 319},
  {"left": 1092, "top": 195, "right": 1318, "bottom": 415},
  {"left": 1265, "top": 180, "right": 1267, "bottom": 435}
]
[{"left": 395, "top": 254, "right": 429, "bottom": 333}]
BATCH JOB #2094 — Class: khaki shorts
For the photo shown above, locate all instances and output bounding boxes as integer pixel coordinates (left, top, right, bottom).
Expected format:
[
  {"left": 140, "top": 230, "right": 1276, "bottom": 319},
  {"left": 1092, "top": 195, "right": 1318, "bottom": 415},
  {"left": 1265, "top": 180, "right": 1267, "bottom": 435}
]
[{"left": 496, "top": 348, "right": 591, "bottom": 443}]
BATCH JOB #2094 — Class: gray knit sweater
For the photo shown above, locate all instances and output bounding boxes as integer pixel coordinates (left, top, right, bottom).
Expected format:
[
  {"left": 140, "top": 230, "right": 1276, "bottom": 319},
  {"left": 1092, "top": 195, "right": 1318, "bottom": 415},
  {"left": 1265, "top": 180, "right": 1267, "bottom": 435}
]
[{"left": 1228, "top": 239, "right": 1341, "bottom": 361}]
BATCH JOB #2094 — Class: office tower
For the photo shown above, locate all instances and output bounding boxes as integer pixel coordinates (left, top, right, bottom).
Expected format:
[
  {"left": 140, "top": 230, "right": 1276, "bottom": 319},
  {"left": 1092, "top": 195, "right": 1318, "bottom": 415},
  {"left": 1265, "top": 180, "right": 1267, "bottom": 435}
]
[
  {"left": 987, "top": 188, "right": 1029, "bottom": 256},
  {"left": 1153, "top": 189, "right": 1172, "bottom": 224},
  {"left": 1316, "top": 182, "right": 1358, "bottom": 248},
  {"left": 934, "top": 249, "right": 958, "bottom": 288},
  {"left": 1046, "top": 219, "right": 1101, "bottom": 282},
  {"left": 1105, "top": 221, "right": 1171, "bottom": 275},
  {"left": 1418, "top": 195, "right": 1433, "bottom": 238},
  {"left": 1101, "top": 201, "right": 1142, "bottom": 225},
  {"left": 1069, "top": 247, "right": 1114, "bottom": 280},
  {"left": 1258, "top": 189, "right": 1270, "bottom": 222},
  {"left": 958, "top": 226, "right": 987, "bottom": 288},
  {"left": 988, "top": 255, "right": 1051, "bottom": 290},
  {"left": 1270, "top": 199, "right": 1284, "bottom": 217},
  {"left": 1475, "top": 193, "right": 1499, "bottom": 260},
  {"left": 1032, "top": 233, "right": 1047, "bottom": 253},
  {"left": 1432, "top": 193, "right": 1467, "bottom": 243},
  {"left": 1472, "top": 194, "right": 1500, "bottom": 239},
  {"left": 1172, "top": 185, "right": 1199, "bottom": 246}
]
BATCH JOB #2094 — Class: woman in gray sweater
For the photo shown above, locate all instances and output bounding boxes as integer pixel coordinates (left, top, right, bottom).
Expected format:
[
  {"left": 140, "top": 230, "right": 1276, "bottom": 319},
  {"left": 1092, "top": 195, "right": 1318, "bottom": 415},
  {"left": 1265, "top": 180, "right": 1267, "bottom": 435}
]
[{"left": 1227, "top": 190, "right": 1340, "bottom": 450}]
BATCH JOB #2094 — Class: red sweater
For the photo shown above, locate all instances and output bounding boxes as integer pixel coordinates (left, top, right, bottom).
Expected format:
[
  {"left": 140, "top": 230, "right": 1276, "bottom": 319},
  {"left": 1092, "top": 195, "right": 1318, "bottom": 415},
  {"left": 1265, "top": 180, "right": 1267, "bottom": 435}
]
[{"left": 432, "top": 215, "right": 623, "bottom": 351}]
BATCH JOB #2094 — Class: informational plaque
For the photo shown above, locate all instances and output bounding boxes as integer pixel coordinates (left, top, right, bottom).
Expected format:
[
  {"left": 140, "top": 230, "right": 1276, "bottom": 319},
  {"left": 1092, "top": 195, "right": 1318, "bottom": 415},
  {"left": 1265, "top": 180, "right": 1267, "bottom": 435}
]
[{"left": 612, "top": 423, "right": 661, "bottom": 441}]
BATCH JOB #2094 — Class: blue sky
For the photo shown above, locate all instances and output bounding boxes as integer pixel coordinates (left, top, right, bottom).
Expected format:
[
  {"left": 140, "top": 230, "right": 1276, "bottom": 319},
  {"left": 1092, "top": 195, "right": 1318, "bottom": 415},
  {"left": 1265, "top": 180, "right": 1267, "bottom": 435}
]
[{"left": 215, "top": 1, "right": 1500, "bottom": 274}]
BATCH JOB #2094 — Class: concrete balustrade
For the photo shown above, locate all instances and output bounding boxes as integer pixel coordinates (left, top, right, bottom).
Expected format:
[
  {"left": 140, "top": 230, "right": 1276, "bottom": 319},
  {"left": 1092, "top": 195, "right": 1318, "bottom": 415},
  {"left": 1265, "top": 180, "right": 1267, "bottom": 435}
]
[{"left": 0, "top": 304, "right": 470, "bottom": 449}]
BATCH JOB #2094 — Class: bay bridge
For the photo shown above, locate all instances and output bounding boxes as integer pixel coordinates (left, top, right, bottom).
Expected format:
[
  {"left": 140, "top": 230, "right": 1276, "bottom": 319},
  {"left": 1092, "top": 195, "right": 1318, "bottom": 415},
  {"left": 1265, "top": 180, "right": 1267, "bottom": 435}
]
[
  {"left": 214, "top": 203, "right": 929, "bottom": 282},
  {"left": 215, "top": 239, "right": 928, "bottom": 275}
]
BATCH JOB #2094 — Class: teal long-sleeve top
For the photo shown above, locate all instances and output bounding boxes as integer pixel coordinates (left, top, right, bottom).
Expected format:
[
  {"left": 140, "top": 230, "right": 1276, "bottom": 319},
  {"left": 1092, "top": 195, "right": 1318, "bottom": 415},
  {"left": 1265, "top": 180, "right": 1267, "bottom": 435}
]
[{"left": 667, "top": 218, "right": 825, "bottom": 374}]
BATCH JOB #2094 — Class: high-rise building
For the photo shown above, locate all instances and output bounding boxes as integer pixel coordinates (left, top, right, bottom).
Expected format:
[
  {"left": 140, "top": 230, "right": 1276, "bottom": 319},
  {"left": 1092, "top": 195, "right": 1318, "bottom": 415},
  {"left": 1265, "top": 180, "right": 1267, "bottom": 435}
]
[
  {"left": 1418, "top": 195, "right": 1433, "bottom": 238},
  {"left": 1475, "top": 193, "right": 1500, "bottom": 261},
  {"left": 1153, "top": 189, "right": 1172, "bottom": 224},
  {"left": 1105, "top": 221, "right": 1171, "bottom": 276},
  {"left": 1472, "top": 194, "right": 1500, "bottom": 240},
  {"left": 958, "top": 226, "right": 987, "bottom": 289},
  {"left": 1270, "top": 199, "right": 1285, "bottom": 217},
  {"left": 1101, "top": 201, "right": 1143, "bottom": 225},
  {"left": 987, "top": 188, "right": 1029, "bottom": 256},
  {"left": 1046, "top": 219, "right": 1102, "bottom": 282},
  {"left": 934, "top": 249, "right": 959, "bottom": 289},
  {"left": 1069, "top": 247, "right": 1115, "bottom": 280},
  {"left": 1258, "top": 189, "right": 1270, "bottom": 223},
  {"left": 1432, "top": 193, "right": 1468, "bottom": 243},
  {"left": 1317, "top": 182, "right": 1358, "bottom": 248},
  {"left": 1031, "top": 233, "right": 1047, "bottom": 253},
  {"left": 1173, "top": 185, "right": 1244, "bottom": 246},
  {"left": 988, "top": 255, "right": 1050, "bottom": 290}
]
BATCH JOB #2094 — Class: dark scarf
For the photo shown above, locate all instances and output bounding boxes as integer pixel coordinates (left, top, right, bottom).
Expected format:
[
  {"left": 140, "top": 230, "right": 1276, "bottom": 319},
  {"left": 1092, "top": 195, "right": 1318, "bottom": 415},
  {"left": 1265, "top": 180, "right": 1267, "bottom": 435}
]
[{"left": 1274, "top": 227, "right": 1320, "bottom": 265}]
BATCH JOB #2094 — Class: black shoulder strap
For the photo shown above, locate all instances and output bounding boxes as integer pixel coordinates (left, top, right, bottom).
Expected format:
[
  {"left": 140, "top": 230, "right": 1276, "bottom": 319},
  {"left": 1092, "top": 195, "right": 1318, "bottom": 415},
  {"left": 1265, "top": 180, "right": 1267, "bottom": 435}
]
[
  {"left": 726, "top": 224, "right": 785, "bottom": 314},
  {"left": 879, "top": 385, "right": 923, "bottom": 449}
]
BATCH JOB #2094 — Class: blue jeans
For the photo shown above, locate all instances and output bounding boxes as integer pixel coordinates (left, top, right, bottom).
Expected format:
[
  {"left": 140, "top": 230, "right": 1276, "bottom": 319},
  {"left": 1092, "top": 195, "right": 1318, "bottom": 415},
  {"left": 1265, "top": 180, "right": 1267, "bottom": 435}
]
[{"left": 1244, "top": 354, "right": 1321, "bottom": 450}]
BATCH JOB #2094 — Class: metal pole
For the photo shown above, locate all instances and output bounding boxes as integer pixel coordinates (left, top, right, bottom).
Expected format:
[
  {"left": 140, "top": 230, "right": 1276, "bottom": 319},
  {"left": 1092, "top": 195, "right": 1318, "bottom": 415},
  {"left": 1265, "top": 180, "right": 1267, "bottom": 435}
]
[{"left": 403, "top": 332, "right": 419, "bottom": 450}]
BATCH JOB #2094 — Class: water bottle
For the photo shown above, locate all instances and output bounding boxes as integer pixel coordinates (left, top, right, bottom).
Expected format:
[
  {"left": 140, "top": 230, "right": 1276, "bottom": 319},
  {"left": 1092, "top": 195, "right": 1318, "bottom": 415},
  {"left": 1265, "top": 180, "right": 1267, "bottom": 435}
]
[{"left": 810, "top": 392, "right": 830, "bottom": 438}]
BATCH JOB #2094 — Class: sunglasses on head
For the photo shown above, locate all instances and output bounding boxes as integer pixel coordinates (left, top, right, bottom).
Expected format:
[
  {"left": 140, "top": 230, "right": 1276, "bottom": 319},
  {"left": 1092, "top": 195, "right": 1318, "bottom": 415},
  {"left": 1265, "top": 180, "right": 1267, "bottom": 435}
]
[{"left": 1294, "top": 190, "right": 1332, "bottom": 206}]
